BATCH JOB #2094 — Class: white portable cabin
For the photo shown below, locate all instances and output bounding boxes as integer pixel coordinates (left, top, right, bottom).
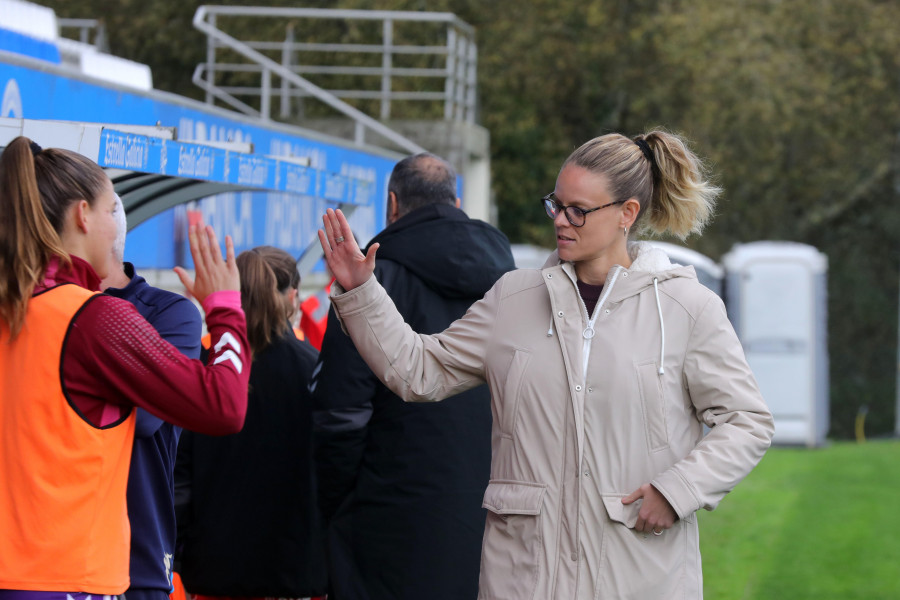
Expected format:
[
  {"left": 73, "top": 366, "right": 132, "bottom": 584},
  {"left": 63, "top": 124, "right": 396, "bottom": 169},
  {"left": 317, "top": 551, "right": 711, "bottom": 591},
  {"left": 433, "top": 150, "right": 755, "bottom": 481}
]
[
  {"left": 646, "top": 241, "right": 724, "bottom": 297},
  {"left": 511, "top": 244, "right": 554, "bottom": 269},
  {"left": 723, "top": 242, "right": 829, "bottom": 447}
]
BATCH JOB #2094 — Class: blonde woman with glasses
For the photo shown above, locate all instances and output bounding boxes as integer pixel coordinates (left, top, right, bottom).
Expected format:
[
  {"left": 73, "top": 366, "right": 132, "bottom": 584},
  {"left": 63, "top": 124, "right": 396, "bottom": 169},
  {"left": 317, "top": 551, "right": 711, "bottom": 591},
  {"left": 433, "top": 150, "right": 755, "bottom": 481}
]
[{"left": 318, "top": 130, "right": 773, "bottom": 599}]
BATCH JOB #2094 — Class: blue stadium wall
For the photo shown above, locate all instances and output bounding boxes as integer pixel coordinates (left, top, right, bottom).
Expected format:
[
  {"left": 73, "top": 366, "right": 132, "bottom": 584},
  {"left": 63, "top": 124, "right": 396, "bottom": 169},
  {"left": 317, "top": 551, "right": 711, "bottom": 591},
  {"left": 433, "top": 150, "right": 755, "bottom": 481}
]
[{"left": 1, "top": 51, "right": 402, "bottom": 270}]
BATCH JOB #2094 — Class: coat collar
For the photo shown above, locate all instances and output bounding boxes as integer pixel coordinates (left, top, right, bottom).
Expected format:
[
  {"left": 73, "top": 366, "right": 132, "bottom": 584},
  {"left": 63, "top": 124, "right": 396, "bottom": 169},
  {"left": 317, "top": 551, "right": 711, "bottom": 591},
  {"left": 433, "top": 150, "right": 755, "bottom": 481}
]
[
  {"left": 541, "top": 242, "right": 697, "bottom": 299},
  {"left": 541, "top": 241, "right": 679, "bottom": 272}
]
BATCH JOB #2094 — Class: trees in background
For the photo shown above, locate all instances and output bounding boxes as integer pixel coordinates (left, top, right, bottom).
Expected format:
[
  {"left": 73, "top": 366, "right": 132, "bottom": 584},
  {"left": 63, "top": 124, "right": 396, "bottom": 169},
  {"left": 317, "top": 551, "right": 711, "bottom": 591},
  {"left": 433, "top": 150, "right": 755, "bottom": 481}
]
[{"left": 43, "top": 0, "right": 900, "bottom": 437}]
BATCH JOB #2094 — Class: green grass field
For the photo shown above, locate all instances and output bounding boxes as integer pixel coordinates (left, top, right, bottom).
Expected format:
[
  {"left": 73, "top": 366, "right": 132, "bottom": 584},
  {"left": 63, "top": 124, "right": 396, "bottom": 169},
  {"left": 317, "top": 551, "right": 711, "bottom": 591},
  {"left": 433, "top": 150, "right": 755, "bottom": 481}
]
[{"left": 699, "top": 440, "right": 900, "bottom": 599}]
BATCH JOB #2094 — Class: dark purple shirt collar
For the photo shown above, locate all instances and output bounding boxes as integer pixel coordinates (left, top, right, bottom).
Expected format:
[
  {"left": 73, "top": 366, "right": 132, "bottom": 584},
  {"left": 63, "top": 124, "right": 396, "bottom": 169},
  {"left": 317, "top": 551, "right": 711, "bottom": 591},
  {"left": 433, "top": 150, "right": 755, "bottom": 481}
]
[{"left": 576, "top": 279, "right": 604, "bottom": 317}]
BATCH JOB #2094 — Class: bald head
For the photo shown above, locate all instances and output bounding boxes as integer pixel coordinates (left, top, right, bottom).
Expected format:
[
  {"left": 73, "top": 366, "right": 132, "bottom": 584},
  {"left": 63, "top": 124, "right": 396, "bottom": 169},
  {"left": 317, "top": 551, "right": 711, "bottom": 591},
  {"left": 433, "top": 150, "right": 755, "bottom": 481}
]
[{"left": 388, "top": 153, "right": 457, "bottom": 219}]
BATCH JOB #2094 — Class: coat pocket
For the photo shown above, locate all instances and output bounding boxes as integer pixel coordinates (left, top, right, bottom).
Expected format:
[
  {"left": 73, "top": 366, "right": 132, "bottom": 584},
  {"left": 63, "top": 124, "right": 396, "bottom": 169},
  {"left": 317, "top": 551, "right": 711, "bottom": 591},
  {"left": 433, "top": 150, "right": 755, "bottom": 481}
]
[
  {"left": 635, "top": 359, "right": 669, "bottom": 452},
  {"left": 595, "top": 494, "right": 700, "bottom": 600},
  {"left": 500, "top": 349, "right": 531, "bottom": 439},
  {"left": 601, "top": 494, "right": 641, "bottom": 528},
  {"left": 600, "top": 493, "right": 696, "bottom": 528},
  {"left": 478, "top": 480, "right": 546, "bottom": 600}
]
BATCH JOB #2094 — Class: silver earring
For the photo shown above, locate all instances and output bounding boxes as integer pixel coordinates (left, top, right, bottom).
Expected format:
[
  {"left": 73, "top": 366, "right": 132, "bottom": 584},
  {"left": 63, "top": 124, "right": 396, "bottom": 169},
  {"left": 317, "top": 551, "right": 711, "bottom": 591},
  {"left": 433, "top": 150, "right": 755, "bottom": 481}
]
[{"left": 623, "top": 226, "right": 628, "bottom": 238}]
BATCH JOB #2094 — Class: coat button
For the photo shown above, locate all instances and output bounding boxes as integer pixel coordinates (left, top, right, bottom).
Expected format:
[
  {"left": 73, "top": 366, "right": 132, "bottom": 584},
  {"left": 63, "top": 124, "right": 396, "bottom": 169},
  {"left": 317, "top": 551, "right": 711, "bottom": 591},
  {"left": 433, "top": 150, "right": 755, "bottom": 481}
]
[
  {"left": 575, "top": 384, "right": 582, "bottom": 391},
  {"left": 570, "top": 551, "right": 578, "bottom": 561},
  {"left": 547, "top": 273, "right": 553, "bottom": 279},
  {"left": 583, "top": 470, "right": 590, "bottom": 477},
  {"left": 557, "top": 311, "right": 564, "bottom": 317},
  {"left": 588, "top": 387, "right": 593, "bottom": 393}
]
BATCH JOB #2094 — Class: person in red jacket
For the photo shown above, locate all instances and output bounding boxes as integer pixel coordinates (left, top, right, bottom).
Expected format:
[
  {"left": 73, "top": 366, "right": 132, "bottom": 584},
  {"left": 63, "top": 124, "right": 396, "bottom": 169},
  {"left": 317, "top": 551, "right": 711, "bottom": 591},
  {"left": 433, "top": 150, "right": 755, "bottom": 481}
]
[{"left": 0, "top": 136, "right": 251, "bottom": 600}]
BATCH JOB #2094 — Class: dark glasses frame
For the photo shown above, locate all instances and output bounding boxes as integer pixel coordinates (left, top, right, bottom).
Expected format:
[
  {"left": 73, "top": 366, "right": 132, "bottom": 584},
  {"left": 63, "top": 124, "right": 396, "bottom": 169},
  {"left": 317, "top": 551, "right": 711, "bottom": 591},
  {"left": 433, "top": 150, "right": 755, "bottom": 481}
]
[{"left": 542, "top": 193, "right": 626, "bottom": 227}]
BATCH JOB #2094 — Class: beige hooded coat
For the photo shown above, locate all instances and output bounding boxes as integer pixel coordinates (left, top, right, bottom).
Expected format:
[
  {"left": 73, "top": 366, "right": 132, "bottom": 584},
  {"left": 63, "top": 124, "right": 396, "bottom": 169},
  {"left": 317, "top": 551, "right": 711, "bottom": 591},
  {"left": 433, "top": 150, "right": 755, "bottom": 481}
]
[{"left": 330, "top": 243, "right": 774, "bottom": 600}]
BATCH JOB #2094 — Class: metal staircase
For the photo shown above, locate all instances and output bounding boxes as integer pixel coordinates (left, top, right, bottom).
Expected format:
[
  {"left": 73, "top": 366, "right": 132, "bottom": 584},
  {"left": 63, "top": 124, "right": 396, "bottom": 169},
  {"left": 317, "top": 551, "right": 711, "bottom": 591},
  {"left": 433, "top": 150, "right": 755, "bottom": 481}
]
[{"left": 192, "top": 7, "right": 479, "bottom": 154}]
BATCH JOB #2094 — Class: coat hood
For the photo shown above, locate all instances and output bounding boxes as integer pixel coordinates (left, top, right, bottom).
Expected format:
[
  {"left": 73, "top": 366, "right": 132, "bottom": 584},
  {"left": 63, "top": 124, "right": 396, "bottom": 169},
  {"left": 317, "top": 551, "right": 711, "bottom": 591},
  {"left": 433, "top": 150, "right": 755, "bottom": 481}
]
[
  {"left": 366, "top": 203, "right": 515, "bottom": 300},
  {"left": 541, "top": 242, "right": 698, "bottom": 301}
]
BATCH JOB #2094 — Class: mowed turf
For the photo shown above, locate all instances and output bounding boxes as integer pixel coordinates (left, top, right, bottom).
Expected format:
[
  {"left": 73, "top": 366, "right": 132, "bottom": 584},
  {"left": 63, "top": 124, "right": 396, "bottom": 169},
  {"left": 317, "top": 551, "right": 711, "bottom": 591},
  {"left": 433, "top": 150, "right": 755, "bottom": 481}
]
[{"left": 699, "top": 440, "right": 900, "bottom": 599}]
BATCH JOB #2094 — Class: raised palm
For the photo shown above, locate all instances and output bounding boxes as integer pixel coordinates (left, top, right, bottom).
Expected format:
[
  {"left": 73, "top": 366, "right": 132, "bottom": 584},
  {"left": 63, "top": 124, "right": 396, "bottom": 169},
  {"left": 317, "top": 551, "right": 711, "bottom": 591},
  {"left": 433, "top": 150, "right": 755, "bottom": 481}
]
[{"left": 317, "top": 208, "right": 379, "bottom": 291}]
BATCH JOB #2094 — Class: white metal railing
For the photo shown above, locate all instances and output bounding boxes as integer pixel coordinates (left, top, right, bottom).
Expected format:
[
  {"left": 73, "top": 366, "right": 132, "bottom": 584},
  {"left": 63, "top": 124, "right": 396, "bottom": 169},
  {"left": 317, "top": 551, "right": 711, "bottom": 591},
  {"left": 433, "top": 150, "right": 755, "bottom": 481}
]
[
  {"left": 57, "top": 18, "right": 107, "bottom": 51},
  {"left": 193, "top": 6, "right": 478, "bottom": 152}
]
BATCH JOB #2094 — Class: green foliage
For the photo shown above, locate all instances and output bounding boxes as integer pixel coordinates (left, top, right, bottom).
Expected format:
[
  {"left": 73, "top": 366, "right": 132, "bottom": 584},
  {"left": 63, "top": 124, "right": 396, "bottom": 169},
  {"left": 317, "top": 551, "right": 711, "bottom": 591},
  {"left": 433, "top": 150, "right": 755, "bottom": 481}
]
[
  {"left": 701, "top": 441, "right": 900, "bottom": 599},
  {"left": 42, "top": 0, "right": 900, "bottom": 437}
]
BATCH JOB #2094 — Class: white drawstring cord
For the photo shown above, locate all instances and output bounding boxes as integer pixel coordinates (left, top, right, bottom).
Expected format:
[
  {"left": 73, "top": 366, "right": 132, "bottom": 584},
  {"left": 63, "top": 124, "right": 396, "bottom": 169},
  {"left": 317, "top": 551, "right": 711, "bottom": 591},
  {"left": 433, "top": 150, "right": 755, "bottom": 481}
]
[{"left": 653, "top": 278, "right": 665, "bottom": 375}]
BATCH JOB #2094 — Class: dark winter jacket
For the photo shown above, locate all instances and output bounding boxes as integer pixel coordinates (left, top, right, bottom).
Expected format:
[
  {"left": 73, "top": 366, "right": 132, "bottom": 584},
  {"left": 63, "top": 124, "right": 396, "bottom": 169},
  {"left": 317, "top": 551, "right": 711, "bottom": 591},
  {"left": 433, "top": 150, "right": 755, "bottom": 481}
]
[
  {"left": 175, "top": 328, "right": 327, "bottom": 597},
  {"left": 104, "top": 262, "right": 202, "bottom": 593},
  {"left": 311, "top": 202, "right": 515, "bottom": 600}
]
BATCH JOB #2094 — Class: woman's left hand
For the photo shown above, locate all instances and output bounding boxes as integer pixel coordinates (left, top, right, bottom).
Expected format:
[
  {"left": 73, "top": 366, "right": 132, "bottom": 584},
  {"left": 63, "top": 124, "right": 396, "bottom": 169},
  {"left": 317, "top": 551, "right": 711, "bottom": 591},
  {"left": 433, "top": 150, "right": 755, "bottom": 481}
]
[
  {"left": 317, "top": 208, "right": 379, "bottom": 292},
  {"left": 622, "top": 483, "right": 677, "bottom": 535}
]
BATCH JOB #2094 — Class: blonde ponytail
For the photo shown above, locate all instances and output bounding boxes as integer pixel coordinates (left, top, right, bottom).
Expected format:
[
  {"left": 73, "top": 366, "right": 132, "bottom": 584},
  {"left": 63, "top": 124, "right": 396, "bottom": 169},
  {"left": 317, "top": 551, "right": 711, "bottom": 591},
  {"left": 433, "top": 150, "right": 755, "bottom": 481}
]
[
  {"left": 563, "top": 130, "right": 720, "bottom": 241},
  {"left": 641, "top": 131, "right": 720, "bottom": 240}
]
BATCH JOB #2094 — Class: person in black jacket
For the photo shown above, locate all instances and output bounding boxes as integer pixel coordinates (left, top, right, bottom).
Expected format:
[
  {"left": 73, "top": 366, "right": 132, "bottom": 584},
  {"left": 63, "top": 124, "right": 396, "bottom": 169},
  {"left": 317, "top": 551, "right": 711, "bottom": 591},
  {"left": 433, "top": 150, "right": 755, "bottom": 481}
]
[
  {"left": 312, "top": 152, "right": 516, "bottom": 600},
  {"left": 175, "top": 246, "right": 327, "bottom": 600}
]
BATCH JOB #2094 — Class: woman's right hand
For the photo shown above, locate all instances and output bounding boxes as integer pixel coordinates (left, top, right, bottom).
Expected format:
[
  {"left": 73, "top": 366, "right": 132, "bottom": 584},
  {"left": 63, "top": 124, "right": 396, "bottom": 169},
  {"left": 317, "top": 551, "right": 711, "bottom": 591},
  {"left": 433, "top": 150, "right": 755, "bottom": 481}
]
[
  {"left": 318, "top": 208, "right": 379, "bottom": 291},
  {"left": 174, "top": 225, "right": 239, "bottom": 304}
]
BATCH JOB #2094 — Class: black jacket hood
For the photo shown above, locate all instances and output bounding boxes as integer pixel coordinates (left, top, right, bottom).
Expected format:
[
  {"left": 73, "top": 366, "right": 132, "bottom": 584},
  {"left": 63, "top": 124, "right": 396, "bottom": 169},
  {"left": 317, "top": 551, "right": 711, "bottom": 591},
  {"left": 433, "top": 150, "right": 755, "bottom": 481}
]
[{"left": 366, "top": 203, "right": 515, "bottom": 300}]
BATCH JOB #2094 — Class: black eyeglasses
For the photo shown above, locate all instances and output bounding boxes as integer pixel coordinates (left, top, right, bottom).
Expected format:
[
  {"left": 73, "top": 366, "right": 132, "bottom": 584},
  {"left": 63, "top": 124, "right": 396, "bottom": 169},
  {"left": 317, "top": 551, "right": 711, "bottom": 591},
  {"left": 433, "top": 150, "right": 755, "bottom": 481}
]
[{"left": 542, "top": 193, "right": 626, "bottom": 227}]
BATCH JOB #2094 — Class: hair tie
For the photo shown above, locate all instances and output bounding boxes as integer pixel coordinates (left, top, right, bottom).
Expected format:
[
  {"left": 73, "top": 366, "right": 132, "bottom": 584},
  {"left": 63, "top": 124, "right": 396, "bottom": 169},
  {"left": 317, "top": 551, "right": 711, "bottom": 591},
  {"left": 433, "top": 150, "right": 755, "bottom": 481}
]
[
  {"left": 634, "top": 138, "right": 655, "bottom": 167},
  {"left": 29, "top": 141, "right": 43, "bottom": 157}
]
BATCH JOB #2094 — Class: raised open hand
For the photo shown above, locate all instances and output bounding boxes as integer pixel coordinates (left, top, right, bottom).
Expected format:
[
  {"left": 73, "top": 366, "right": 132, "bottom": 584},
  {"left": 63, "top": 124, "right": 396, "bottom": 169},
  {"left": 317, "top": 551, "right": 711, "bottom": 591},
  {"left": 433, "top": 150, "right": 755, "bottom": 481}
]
[
  {"left": 317, "top": 208, "right": 378, "bottom": 291},
  {"left": 173, "top": 225, "right": 240, "bottom": 304}
]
